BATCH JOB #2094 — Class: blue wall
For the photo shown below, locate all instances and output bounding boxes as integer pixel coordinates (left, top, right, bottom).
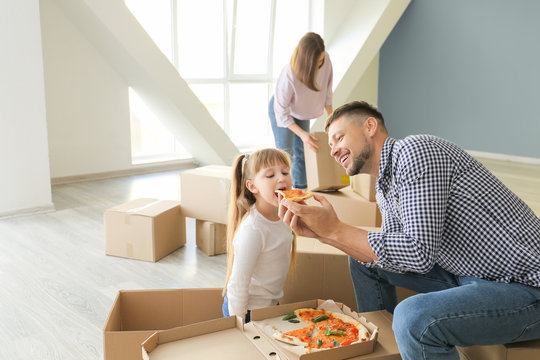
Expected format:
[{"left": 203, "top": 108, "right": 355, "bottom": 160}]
[{"left": 379, "top": 0, "right": 540, "bottom": 158}]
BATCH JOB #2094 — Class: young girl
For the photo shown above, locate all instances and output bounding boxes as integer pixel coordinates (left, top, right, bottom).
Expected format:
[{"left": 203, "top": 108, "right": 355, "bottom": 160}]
[
  {"left": 269, "top": 32, "right": 334, "bottom": 190},
  {"left": 222, "top": 148, "right": 296, "bottom": 322}
]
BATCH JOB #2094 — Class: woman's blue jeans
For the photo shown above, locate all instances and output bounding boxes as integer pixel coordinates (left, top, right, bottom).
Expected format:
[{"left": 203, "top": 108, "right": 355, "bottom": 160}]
[
  {"left": 349, "top": 257, "right": 540, "bottom": 360},
  {"left": 269, "top": 96, "right": 310, "bottom": 189}
]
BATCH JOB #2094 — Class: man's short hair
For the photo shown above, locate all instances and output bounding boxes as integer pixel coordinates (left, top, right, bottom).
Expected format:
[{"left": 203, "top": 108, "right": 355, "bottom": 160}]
[{"left": 325, "top": 101, "right": 386, "bottom": 132}]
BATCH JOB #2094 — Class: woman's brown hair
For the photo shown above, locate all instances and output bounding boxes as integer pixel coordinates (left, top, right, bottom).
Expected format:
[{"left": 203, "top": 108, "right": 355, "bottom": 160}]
[
  {"left": 290, "top": 32, "right": 325, "bottom": 92},
  {"left": 223, "top": 148, "right": 297, "bottom": 296}
]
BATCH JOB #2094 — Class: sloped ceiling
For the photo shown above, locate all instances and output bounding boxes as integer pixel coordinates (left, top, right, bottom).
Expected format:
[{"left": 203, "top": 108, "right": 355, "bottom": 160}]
[{"left": 51, "top": 0, "right": 409, "bottom": 163}]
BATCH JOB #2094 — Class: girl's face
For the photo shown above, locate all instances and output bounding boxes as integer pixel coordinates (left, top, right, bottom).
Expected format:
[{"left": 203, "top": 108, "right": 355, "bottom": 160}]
[{"left": 247, "top": 162, "right": 292, "bottom": 211}]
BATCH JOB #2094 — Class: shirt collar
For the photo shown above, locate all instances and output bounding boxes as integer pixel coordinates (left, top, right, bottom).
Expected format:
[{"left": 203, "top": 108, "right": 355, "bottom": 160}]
[{"left": 378, "top": 137, "right": 396, "bottom": 180}]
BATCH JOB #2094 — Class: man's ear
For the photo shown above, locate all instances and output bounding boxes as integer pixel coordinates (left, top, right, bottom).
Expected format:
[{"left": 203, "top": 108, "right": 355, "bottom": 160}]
[
  {"left": 365, "top": 117, "right": 378, "bottom": 136},
  {"left": 246, "top": 179, "right": 258, "bottom": 194}
]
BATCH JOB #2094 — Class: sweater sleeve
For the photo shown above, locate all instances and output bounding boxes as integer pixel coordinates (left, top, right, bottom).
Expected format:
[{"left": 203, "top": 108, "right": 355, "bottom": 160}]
[
  {"left": 227, "top": 224, "right": 264, "bottom": 317},
  {"left": 273, "top": 67, "right": 295, "bottom": 128}
]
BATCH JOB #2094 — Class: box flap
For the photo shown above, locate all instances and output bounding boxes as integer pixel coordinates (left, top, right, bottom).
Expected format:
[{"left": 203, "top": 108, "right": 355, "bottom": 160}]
[
  {"left": 142, "top": 317, "right": 278, "bottom": 360},
  {"left": 181, "top": 165, "right": 232, "bottom": 179},
  {"left": 106, "top": 199, "right": 180, "bottom": 217}
]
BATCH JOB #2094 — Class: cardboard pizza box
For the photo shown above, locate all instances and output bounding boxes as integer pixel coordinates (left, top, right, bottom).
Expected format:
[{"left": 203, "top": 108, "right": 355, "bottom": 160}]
[
  {"left": 141, "top": 316, "right": 278, "bottom": 360},
  {"left": 350, "top": 174, "right": 376, "bottom": 202},
  {"left": 318, "top": 186, "right": 381, "bottom": 227},
  {"left": 142, "top": 301, "right": 400, "bottom": 360},
  {"left": 103, "top": 288, "right": 224, "bottom": 360},
  {"left": 305, "top": 132, "right": 350, "bottom": 192},
  {"left": 104, "top": 198, "right": 185, "bottom": 262},
  {"left": 195, "top": 220, "right": 227, "bottom": 256},
  {"left": 180, "top": 165, "right": 231, "bottom": 224}
]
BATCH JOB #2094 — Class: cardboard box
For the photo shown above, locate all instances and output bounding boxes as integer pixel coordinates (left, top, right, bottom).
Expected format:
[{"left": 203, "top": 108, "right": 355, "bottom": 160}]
[
  {"left": 105, "top": 198, "right": 186, "bottom": 262},
  {"left": 350, "top": 174, "right": 376, "bottom": 202},
  {"left": 282, "top": 236, "right": 357, "bottom": 311},
  {"left": 305, "top": 132, "right": 350, "bottom": 192},
  {"left": 142, "top": 300, "right": 400, "bottom": 360},
  {"left": 196, "top": 220, "right": 227, "bottom": 256},
  {"left": 103, "top": 288, "right": 224, "bottom": 360},
  {"left": 457, "top": 339, "right": 540, "bottom": 360},
  {"left": 319, "top": 186, "right": 382, "bottom": 227},
  {"left": 180, "top": 166, "right": 231, "bottom": 224}
]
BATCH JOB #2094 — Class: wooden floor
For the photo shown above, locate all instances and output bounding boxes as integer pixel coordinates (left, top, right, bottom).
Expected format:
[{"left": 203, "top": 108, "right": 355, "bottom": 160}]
[{"left": 0, "top": 158, "right": 538, "bottom": 359}]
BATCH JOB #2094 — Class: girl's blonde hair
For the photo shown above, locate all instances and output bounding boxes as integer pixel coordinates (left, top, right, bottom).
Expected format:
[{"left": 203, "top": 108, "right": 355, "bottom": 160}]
[
  {"left": 223, "top": 148, "right": 297, "bottom": 296},
  {"left": 290, "top": 32, "right": 325, "bottom": 92}
]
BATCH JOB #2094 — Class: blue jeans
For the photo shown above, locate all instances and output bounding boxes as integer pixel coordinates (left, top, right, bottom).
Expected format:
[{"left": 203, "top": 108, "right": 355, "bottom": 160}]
[
  {"left": 222, "top": 292, "right": 251, "bottom": 323},
  {"left": 349, "top": 257, "right": 540, "bottom": 360},
  {"left": 269, "top": 96, "right": 310, "bottom": 189}
]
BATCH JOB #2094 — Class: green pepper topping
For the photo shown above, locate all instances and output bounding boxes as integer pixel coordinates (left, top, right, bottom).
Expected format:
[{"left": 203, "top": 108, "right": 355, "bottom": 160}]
[
  {"left": 311, "top": 314, "right": 330, "bottom": 323},
  {"left": 288, "top": 319, "right": 300, "bottom": 323},
  {"left": 332, "top": 339, "right": 340, "bottom": 347},
  {"left": 316, "top": 339, "right": 323, "bottom": 347},
  {"left": 329, "top": 331, "right": 347, "bottom": 336},
  {"left": 337, "top": 328, "right": 348, "bottom": 332},
  {"left": 324, "top": 326, "right": 332, "bottom": 336},
  {"left": 282, "top": 313, "right": 297, "bottom": 321}
]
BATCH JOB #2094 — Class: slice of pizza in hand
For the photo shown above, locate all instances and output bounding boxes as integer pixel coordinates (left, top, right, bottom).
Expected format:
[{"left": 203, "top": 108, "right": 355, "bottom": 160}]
[{"left": 275, "top": 189, "right": 314, "bottom": 202}]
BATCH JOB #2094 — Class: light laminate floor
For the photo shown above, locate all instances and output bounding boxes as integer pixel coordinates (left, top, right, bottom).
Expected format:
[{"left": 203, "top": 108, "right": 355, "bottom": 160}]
[{"left": 0, "top": 158, "right": 538, "bottom": 359}]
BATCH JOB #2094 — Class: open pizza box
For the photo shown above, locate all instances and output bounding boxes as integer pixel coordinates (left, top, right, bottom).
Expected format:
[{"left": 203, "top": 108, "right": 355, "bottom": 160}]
[{"left": 141, "top": 299, "right": 380, "bottom": 360}]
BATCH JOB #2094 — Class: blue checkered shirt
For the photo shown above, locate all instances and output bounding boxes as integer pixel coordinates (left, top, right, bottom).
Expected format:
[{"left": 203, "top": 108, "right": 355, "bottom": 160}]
[{"left": 365, "top": 135, "right": 540, "bottom": 287}]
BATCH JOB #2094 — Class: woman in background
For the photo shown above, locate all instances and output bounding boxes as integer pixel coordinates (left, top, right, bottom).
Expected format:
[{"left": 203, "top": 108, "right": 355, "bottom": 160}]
[{"left": 269, "top": 32, "right": 333, "bottom": 190}]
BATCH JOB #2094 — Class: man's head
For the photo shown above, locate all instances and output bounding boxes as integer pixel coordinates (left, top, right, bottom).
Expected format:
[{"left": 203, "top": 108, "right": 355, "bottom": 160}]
[{"left": 325, "top": 101, "right": 388, "bottom": 176}]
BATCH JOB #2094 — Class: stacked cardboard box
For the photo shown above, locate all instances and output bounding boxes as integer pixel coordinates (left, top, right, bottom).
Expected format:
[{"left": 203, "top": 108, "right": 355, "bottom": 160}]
[
  {"left": 305, "top": 132, "right": 381, "bottom": 227},
  {"left": 180, "top": 165, "right": 231, "bottom": 256}
]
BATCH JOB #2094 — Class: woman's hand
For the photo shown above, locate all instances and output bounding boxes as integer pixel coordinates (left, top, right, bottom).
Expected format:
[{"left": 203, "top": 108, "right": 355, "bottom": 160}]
[
  {"left": 300, "top": 131, "right": 319, "bottom": 152},
  {"left": 287, "top": 123, "right": 319, "bottom": 152}
]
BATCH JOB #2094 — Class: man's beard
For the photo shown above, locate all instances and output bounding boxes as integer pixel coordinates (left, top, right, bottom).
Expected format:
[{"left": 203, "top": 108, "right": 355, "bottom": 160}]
[{"left": 347, "top": 143, "right": 371, "bottom": 176}]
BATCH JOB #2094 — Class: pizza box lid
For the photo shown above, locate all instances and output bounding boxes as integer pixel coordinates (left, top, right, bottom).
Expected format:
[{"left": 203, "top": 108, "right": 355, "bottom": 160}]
[
  {"left": 141, "top": 316, "right": 287, "bottom": 360},
  {"left": 250, "top": 299, "right": 379, "bottom": 360}
]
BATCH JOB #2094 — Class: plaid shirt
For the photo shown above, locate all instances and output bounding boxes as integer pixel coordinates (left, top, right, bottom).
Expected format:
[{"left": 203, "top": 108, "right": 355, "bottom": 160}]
[{"left": 365, "top": 135, "right": 540, "bottom": 287}]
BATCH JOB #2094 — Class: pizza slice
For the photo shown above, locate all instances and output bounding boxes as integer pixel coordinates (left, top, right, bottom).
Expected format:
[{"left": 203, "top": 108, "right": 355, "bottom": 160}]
[{"left": 275, "top": 189, "right": 314, "bottom": 202}]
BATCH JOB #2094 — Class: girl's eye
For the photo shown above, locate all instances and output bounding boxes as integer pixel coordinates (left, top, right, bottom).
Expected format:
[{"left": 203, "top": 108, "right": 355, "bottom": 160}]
[{"left": 282, "top": 172, "right": 289, "bottom": 176}]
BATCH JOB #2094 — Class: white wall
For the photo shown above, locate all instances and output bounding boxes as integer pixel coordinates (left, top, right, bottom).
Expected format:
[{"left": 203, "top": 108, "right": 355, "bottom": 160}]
[
  {"left": 41, "top": 0, "right": 133, "bottom": 178},
  {"left": 0, "top": 0, "right": 53, "bottom": 216}
]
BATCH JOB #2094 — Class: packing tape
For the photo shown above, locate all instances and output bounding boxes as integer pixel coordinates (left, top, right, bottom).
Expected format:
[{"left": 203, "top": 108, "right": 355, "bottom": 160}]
[{"left": 127, "top": 200, "right": 161, "bottom": 214}]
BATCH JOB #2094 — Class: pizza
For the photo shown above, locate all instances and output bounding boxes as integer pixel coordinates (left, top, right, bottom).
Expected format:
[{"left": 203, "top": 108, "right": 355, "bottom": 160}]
[
  {"left": 272, "top": 308, "right": 370, "bottom": 351},
  {"left": 275, "top": 189, "right": 314, "bottom": 202}
]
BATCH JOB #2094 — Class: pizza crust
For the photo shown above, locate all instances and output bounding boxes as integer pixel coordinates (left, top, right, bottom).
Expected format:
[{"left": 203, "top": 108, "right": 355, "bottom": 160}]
[{"left": 272, "top": 332, "right": 308, "bottom": 346}]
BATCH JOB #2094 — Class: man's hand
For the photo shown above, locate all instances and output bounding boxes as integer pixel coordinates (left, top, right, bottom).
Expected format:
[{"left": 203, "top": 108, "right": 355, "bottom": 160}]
[{"left": 278, "top": 193, "right": 340, "bottom": 239}]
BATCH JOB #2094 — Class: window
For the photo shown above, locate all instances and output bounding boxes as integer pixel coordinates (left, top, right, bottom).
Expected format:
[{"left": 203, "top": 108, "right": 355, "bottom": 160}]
[{"left": 125, "top": 0, "right": 310, "bottom": 162}]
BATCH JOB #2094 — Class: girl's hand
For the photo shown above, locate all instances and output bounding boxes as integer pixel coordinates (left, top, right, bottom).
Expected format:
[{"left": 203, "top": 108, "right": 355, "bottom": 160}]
[{"left": 300, "top": 131, "right": 319, "bottom": 153}]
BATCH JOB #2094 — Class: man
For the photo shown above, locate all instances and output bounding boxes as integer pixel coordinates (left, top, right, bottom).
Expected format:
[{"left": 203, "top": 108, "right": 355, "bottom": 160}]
[{"left": 278, "top": 101, "right": 540, "bottom": 359}]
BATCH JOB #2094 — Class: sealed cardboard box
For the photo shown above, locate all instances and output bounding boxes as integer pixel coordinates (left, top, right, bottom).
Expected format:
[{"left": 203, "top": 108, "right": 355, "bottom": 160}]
[
  {"left": 305, "top": 132, "right": 350, "bottom": 192},
  {"left": 282, "top": 236, "right": 357, "bottom": 311},
  {"left": 105, "top": 198, "right": 185, "bottom": 262},
  {"left": 142, "top": 300, "right": 399, "bottom": 360},
  {"left": 350, "top": 173, "right": 376, "bottom": 202},
  {"left": 457, "top": 339, "right": 540, "bottom": 360},
  {"left": 180, "top": 166, "right": 231, "bottom": 224},
  {"left": 195, "top": 220, "right": 227, "bottom": 256},
  {"left": 103, "top": 288, "right": 224, "bottom": 360},
  {"left": 320, "top": 186, "right": 382, "bottom": 227}
]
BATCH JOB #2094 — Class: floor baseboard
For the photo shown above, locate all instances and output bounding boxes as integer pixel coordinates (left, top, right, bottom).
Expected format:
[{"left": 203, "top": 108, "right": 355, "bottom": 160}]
[{"left": 51, "top": 160, "right": 199, "bottom": 185}]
